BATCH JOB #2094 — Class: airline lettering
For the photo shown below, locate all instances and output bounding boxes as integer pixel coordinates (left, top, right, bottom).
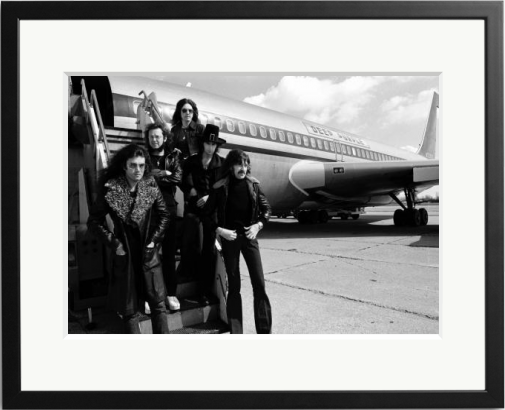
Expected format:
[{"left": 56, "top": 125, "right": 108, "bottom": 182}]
[{"left": 304, "top": 123, "right": 334, "bottom": 137}]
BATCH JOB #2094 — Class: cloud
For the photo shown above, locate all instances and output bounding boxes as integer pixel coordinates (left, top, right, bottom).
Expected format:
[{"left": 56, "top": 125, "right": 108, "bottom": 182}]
[
  {"left": 243, "top": 76, "right": 386, "bottom": 127},
  {"left": 380, "top": 88, "right": 437, "bottom": 127}
]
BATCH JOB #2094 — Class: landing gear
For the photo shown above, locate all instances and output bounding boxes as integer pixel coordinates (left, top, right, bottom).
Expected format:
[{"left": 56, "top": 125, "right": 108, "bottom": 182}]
[
  {"left": 340, "top": 214, "right": 349, "bottom": 220},
  {"left": 390, "top": 189, "right": 429, "bottom": 227},
  {"left": 351, "top": 214, "right": 360, "bottom": 220},
  {"left": 296, "top": 210, "right": 330, "bottom": 224}
]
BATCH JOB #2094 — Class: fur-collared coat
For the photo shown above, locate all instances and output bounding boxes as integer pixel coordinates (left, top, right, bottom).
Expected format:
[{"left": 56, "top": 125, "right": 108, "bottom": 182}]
[{"left": 87, "top": 175, "right": 169, "bottom": 316}]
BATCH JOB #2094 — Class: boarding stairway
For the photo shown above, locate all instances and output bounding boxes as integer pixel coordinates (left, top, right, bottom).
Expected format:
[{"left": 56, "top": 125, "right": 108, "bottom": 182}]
[{"left": 68, "top": 79, "right": 228, "bottom": 334}]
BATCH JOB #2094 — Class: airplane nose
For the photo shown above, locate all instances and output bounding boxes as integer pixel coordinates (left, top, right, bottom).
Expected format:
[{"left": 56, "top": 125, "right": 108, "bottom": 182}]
[{"left": 288, "top": 161, "right": 325, "bottom": 195}]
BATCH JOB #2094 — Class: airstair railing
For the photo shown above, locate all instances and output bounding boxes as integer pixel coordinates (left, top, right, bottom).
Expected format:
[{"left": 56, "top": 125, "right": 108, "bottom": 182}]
[
  {"left": 80, "top": 79, "right": 110, "bottom": 174},
  {"left": 138, "top": 90, "right": 171, "bottom": 134},
  {"left": 90, "top": 89, "right": 111, "bottom": 161}
]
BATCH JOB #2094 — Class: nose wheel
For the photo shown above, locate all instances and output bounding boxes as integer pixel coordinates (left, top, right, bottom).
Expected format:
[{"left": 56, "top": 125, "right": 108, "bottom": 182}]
[{"left": 390, "top": 190, "right": 429, "bottom": 227}]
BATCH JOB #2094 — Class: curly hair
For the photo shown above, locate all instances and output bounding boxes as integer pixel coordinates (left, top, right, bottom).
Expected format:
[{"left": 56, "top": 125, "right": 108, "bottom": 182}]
[
  {"left": 222, "top": 149, "right": 251, "bottom": 177},
  {"left": 171, "top": 98, "right": 199, "bottom": 125},
  {"left": 98, "top": 144, "right": 152, "bottom": 191},
  {"left": 144, "top": 123, "right": 173, "bottom": 152}
]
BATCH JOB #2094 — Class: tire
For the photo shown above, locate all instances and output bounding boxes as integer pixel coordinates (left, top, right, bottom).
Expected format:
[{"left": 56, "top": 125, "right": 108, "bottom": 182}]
[
  {"left": 351, "top": 214, "right": 360, "bottom": 220},
  {"left": 419, "top": 208, "right": 429, "bottom": 226},
  {"left": 318, "top": 210, "right": 329, "bottom": 223},
  {"left": 341, "top": 214, "right": 349, "bottom": 220},
  {"left": 411, "top": 209, "right": 421, "bottom": 226},
  {"left": 393, "top": 209, "right": 405, "bottom": 226},
  {"left": 308, "top": 210, "right": 319, "bottom": 224}
]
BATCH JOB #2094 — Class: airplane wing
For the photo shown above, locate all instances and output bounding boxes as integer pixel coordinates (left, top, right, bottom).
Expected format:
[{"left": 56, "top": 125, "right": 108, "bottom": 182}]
[{"left": 289, "top": 159, "right": 439, "bottom": 207}]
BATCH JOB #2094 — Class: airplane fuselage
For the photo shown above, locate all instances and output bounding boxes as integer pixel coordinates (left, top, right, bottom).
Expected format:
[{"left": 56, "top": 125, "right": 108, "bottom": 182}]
[{"left": 105, "top": 76, "right": 435, "bottom": 212}]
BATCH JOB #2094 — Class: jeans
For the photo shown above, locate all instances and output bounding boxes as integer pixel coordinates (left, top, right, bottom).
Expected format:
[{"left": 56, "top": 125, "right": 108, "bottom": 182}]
[
  {"left": 162, "top": 208, "right": 178, "bottom": 296},
  {"left": 123, "top": 300, "right": 169, "bottom": 334},
  {"left": 221, "top": 235, "right": 272, "bottom": 334},
  {"left": 181, "top": 212, "right": 216, "bottom": 295}
]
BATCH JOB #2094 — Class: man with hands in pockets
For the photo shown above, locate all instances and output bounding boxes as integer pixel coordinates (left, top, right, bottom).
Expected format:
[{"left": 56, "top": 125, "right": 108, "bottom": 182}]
[{"left": 204, "top": 149, "right": 272, "bottom": 334}]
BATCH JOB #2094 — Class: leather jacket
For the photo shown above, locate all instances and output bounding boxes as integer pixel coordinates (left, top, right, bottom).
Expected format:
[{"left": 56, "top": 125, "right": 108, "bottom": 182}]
[
  {"left": 204, "top": 175, "right": 271, "bottom": 232},
  {"left": 150, "top": 147, "right": 182, "bottom": 208},
  {"left": 171, "top": 121, "right": 204, "bottom": 159}
]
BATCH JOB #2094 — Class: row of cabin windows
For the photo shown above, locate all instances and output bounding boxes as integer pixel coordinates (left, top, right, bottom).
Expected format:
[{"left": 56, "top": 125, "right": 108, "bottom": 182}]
[{"left": 199, "top": 113, "right": 402, "bottom": 162}]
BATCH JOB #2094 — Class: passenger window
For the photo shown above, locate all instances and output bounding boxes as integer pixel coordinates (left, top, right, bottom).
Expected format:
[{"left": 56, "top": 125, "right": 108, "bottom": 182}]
[
  {"left": 214, "top": 117, "right": 222, "bottom": 129},
  {"left": 287, "top": 132, "right": 294, "bottom": 143},
  {"left": 269, "top": 129, "right": 277, "bottom": 140},
  {"left": 279, "top": 131, "right": 286, "bottom": 142},
  {"left": 303, "top": 136, "right": 309, "bottom": 147},
  {"left": 199, "top": 114, "right": 208, "bottom": 126},
  {"left": 238, "top": 122, "right": 246, "bottom": 134},
  {"left": 365, "top": 151, "right": 370, "bottom": 159},
  {"left": 226, "top": 119, "right": 235, "bottom": 132},
  {"left": 295, "top": 134, "right": 302, "bottom": 145},
  {"left": 342, "top": 145, "right": 347, "bottom": 154},
  {"left": 249, "top": 124, "right": 257, "bottom": 137},
  {"left": 324, "top": 140, "right": 329, "bottom": 151},
  {"left": 310, "top": 138, "right": 316, "bottom": 148},
  {"left": 317, "top": 139, "right": 323, "bottom": 149},
  {"left": 260, "top": 126, "right": 267, "bottom": 138},
  {"left": 352, "top": 147, "right": 357, "bottom": 156},
  {"left": 335, "top": 143, "right": 340, "bottom": 153}
]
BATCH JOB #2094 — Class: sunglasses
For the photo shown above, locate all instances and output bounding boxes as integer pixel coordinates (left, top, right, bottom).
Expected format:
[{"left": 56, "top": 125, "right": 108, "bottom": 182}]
[{"left": 182, "top": 108, "right": 193, "bottom": 114}]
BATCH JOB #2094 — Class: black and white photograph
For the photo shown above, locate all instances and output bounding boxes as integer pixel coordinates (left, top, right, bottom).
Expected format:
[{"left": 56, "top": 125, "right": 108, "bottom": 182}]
[
  {"left": 68, "top": 74, "right": 440, "bottom": 335},
  {"left": 4, "top": 1, "right": 502, "bottom": 408}
]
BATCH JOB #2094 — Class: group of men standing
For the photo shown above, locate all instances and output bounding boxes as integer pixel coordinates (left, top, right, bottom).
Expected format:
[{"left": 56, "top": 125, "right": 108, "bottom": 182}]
[{"left": 87, "top": 98, "right": 272, "bottom": 334}]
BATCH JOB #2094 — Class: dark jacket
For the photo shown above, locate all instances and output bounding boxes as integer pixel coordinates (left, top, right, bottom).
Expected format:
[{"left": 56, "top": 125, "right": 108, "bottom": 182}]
[
  {"left": 182, "top": 153, "right": 224, "bottom": 214},
  {"left": 171, "top": 121, "right": 204, "bottom": 159},
  {"left": 87, "top": 175, "right": 169, "bottom": 316},
  {"left": 150, "top": 147, "right": 182, "bottom": 209},
  {"left": 204, "top": 175, "right": 271, "bottom": 232}
]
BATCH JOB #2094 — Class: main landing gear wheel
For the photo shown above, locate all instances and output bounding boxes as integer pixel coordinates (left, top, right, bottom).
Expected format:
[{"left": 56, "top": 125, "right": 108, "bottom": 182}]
[
  {"left": 341, "top": 214, "right": 349, "bottom": 220},
  {"left": 296, "top": 210, "right": 330, "bottom": 224},
  {"left": 419, "top": 208, "right": 429, "bottom": 226},
  {"left": 351, "top": 214, "right": 360, "bottom": 220},
  {"left": 393, "top": 209, "right": 406, "bottom": 226},
  {"left": 318, "top": 210, "right": 329, "bottom": 223}
]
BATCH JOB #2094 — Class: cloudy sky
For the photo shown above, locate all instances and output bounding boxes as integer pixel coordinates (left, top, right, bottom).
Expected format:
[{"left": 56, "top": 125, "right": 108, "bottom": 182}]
[{"left": 154, "top": 74, "right": 439, "bottom": 156}]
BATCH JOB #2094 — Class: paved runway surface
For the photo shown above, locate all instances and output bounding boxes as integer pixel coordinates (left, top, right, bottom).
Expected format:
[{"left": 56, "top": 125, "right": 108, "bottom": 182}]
[{"left": 238, "top": 205, "right": 439, "bottom": 334}]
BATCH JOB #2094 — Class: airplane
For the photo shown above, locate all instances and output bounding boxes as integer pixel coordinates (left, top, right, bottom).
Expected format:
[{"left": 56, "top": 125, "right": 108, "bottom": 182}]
[{"left": 68, "top": 75, "right": 439, "bottom": 228}]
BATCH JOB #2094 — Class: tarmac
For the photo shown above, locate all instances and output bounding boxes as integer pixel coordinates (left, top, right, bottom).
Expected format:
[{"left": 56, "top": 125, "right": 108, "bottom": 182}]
[
  {"left": 238, "top": 205, "right": 439, "bottom": 334},
  {"left": 69, "top": 205, "right": 439, "bottom": 335}
]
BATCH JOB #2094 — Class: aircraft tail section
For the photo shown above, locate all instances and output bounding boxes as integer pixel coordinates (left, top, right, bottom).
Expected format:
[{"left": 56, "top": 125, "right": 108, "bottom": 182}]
[{"left": 417, "top": 91, "right": 439, "bottom": 159}]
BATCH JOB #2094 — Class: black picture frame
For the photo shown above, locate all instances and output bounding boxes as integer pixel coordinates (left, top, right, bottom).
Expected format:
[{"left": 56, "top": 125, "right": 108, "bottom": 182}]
[{"left": 2, "top": 1, "right": 503, "bottom": 408}]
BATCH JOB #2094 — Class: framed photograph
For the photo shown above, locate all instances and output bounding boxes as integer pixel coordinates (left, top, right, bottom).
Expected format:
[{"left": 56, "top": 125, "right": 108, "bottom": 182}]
[{"left": 2, "top": 1, "right": 503, "bottom": 408}]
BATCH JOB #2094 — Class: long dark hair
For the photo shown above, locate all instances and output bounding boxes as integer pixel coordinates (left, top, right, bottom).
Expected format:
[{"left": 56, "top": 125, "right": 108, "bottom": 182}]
[
  {"left": 171, "top": 98, "right": 199, "bottom": 125},
  {"left": 144, "top": 123, "right": 173, "bottom": 152},
  {"left": 98, "top": 144, "right": 152, "bottom": 190},
  {"left": 222, "top": 149, "right": 251, "bottom": 177}
]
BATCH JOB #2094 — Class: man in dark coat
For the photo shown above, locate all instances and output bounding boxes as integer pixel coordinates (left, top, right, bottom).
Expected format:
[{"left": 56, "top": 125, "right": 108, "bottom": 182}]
[
  {"left": 87, "top": 144, "right": 170, "bottom": 334},
  {"left": 181, "top": 124, "right": 226, "bottom": 305},
  {"left": 204, "top": 149, "right": 272, "bottom": 334},
  {"left": 145, "top": 123, "right": 183, "bottom": 311},
  {"left": 170, "top": 98, "right": 204, "bottom": 160}
]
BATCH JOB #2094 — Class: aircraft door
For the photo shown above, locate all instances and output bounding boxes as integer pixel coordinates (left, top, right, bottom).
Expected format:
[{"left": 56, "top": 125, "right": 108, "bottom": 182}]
[{"left": 336, "top": 141, "right": 343, "bottom": 162}]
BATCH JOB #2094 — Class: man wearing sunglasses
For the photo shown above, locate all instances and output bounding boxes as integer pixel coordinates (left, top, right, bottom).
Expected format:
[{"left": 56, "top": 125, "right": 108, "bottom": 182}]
[{"left": 170, "top": 98, "right": 205, "bottom": 160}]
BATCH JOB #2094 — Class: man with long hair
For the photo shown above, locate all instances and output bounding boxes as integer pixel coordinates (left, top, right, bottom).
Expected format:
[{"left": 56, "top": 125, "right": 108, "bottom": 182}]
[
  {"left": 171, "top": 98, "right": 204, "bottom": 160},
  {"left": 87, "top": 144, "right": 170, "bottom": 333},
  {"left": 204, "top": 149, "right": 272, "bottom": 334},
  {"left": 144, "top": 123, "right": 182, "bottom": 311},
  {"left": 181, "top": 124, "right": 226, "bottom": 305}
]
